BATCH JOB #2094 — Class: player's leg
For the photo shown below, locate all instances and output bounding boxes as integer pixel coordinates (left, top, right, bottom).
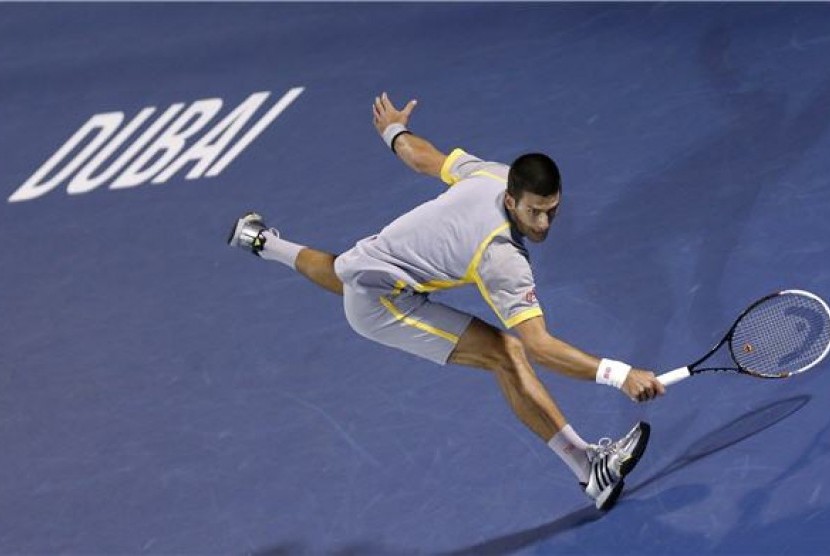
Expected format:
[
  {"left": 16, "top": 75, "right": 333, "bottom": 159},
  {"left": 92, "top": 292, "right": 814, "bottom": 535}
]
[
  {"left": 228, "top": 212, "right": 343, "bottom": 295},
  {"left": 295, "top": 249, "right": 343, "bottom": 295},
  {"left": 449, "top": 317, "right": 567, "bottom": 441},
  {"left": 345, "top": 288, "right": 597, "bottom": 496},
  {"left": 449, "top": 318, "right": 650, "bottom": 510},
  {"left": 449, "top": 318, "right": 593, "bottom": 481}
]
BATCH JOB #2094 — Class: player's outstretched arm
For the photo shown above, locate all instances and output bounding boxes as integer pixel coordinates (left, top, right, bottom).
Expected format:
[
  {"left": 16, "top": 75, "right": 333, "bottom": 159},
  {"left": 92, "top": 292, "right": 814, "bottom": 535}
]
[
  {"left": 513, "top": 316, "right": 665, "bottom": 403},
  {"left": 373, "top": 92, "right": 447, "bottom": 179}
]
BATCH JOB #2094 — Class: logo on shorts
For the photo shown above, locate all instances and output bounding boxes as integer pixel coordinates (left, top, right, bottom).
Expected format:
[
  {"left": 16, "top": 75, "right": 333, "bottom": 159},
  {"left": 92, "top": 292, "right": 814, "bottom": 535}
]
[{"left": 525, "top": 288, "right": 538, "bottom": 305}]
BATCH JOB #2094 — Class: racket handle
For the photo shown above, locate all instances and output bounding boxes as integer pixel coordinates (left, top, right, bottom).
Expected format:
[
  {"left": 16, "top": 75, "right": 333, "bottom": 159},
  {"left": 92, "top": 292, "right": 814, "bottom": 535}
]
[{"left": 657, "top": 366, "right": 691, "bottom": 386}]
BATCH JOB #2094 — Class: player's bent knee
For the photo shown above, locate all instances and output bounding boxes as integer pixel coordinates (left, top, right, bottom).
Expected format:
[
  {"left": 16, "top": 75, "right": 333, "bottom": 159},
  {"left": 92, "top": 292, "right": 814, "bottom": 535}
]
[
  {"left": 450, "top": 318, "right": 502, "bottom": 370},
  {"left": 478, "top": 340, "right": 513, "bottom": 374},
  {"left": 496, "top": 334, "right": 527, "bottom": 375},
  {"left": 501, "top": 333, "right": 525, "bottom": 359},
  {"left": 450, "top": 318, "right": 532, "bottom": 375}
]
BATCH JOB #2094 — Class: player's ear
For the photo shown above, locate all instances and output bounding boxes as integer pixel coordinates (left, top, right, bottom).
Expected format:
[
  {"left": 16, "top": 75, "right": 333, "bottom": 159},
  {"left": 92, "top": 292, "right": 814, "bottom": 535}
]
[{"left": 504, "top": 191, "right": 517, "bottom": 211}]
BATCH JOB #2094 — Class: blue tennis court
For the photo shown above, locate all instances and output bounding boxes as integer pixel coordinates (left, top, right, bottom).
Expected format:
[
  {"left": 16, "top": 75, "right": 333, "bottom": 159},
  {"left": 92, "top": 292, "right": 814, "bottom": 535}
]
[{"left": 2, "top": 3, "right": 829, "bottom": 554}]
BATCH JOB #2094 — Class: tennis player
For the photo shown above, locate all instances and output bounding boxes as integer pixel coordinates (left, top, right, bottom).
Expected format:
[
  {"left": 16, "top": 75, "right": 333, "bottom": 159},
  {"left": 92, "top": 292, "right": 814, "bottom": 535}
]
[{"left": 228, "top": 92, "right": 665, "bottom": 510}]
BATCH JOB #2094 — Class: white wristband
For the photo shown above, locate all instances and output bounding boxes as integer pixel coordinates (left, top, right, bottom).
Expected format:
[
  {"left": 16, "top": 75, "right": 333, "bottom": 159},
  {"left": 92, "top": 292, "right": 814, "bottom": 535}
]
[
  {"left": 382, "top": 123, "right": 409, "bottom": 150},
  {"left": 596, "top": 359, "right": 631, "bottom": 389}
]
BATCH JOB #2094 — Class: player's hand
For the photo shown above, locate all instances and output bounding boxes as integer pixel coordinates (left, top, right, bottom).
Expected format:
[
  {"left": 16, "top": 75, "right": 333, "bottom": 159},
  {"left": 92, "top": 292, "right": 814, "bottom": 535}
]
[
  {"left": 373, "top": 92, "right": 418, "bottom": 135},
  {"left": 622, "top": 369, "right": 665, "bottom": 403}
]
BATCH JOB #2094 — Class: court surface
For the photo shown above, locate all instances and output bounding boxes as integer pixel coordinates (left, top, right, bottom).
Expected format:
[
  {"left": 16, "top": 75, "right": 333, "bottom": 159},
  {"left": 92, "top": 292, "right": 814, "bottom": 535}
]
[{"left": 2, "top": 3, "right": 830, "bottom": 554}]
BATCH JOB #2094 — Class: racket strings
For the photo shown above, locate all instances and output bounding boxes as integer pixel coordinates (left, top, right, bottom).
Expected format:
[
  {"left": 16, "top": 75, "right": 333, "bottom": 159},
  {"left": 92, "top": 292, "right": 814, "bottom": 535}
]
[{"left": 731, "top": 293, "right": 830, "bottom": 377}]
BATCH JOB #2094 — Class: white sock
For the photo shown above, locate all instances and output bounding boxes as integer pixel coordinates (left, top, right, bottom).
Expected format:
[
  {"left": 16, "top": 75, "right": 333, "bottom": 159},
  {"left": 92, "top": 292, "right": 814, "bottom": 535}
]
[
  {"left": 547, "top": 424, "right": 591, "bottom": 483},
  {"left": 258, "top": 229, "right": 305, "bottom": 270}
]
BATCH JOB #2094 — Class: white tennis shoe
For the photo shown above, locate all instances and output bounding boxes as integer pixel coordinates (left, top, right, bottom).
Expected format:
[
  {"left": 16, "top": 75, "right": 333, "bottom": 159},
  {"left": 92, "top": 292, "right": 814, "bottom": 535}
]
[
  {"left": 227, "top": 212, "right": 270, "bottom": 255},
  {"left": 583, "top": 421, "right": 651, "bottom": 511}
]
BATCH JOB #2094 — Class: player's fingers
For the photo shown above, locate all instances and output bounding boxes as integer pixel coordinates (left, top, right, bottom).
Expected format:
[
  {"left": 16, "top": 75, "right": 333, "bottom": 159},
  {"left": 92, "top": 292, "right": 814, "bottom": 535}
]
[
  {"left": 374, "top": 96, "right": 384, "bottom": 114},
  {"left": 372, "top": 103, "right": 381, "bottom": 121},
  {"left": 651, "top": 377, "right": 666, "bottom": 395},
  {"left": 402, "top": 99, "right": 418, "bottom": 116}
]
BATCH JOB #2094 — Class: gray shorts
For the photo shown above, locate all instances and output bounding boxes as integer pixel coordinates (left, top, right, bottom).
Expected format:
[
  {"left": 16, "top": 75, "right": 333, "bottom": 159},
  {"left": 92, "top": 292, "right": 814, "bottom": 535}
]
[
  {"left": 341, "top": 284, "right": 474, "bottom": 365},
  {"left": 334, "top": 248, "right": 474, "bottom": 364}
]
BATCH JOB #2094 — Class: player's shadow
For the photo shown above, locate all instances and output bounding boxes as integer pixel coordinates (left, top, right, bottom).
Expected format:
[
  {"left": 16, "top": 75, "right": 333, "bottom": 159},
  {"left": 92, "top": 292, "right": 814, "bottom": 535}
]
[
  {"left": 439, "top": 505, "right": 604, "bottom": 556},
  {"left": 251, "top": 542, "right": 420, "bottom": 556},
  {"left": 442, "top": 394, "right": 810, "bottom": 556},
  {"left": 249, "top": 543, "right": 305, "bottom": 556}
]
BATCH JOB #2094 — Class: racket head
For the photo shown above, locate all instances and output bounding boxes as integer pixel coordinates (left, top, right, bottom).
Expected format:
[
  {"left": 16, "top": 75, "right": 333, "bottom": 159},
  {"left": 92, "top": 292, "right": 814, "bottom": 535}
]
[{"left": 728, "top": 289, "right": 830, "bottom": 378}]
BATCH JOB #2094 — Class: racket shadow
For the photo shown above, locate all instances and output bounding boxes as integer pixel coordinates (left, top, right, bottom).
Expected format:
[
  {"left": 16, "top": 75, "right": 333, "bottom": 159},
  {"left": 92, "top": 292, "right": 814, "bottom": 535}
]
[
  {"left": 441, "top": 395, "right": 810, "bottom": 556},
  {"left": 628, "top": 394, "right": 811, "bottom": 496}
]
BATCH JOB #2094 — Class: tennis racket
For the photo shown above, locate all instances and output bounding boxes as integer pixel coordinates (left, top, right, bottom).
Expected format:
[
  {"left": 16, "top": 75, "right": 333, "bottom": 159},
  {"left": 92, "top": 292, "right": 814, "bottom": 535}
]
[{"left": 658, "top": 289, "right": 830, "bottom": 386}]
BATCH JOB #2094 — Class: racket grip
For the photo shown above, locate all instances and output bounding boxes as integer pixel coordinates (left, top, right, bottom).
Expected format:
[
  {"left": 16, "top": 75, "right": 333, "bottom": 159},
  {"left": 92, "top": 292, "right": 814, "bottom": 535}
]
[{"left": 657, "top": 367, "right": 691, "bottom": 386}]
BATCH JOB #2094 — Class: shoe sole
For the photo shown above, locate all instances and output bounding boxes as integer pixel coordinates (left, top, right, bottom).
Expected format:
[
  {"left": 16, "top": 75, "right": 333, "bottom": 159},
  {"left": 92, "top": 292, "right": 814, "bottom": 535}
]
[
  {"left": 592, "top": 422, "right": 650, "bottom": 512},
  {"left": 619, "top": 421, "right": 651, "bottom": 477},
  {"left": 227, "top": 212, "right": 262, "bottom": 247},
  {"left": 227, "top": 218, "right": 244, "bottom": 246},
  {"left": 596, "top": 479, "right": 625, "bottom": 511}
]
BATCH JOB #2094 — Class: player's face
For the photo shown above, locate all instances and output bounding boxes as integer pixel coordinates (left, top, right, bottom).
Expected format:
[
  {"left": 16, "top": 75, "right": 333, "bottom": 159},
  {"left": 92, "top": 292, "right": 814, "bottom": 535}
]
[{"left": 505, "top": 191, "right": 561, "bottom": 243}]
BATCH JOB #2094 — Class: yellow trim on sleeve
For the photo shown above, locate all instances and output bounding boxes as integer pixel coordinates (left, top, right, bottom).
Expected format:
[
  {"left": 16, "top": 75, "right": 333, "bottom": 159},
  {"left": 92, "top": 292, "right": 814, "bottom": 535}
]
[
  {"left": 470, "top": 170, "right": 506, "bottom": 183},
  {"left": 504, "top": 307, "right": 544, "bottom": 329},
  {"left": 379, "top": 296, "right": 460, "bottom": 343},
  {"left": 440, "top": 148, "right": 467, "bottom": 186}
]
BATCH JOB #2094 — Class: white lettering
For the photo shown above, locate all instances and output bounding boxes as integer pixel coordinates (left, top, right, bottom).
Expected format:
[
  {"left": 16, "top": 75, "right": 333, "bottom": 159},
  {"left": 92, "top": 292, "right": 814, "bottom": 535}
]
[
  {"left": 8, "top": 113, "right": 123, "bottom": 203},
  {"left": 111, "top": 99, "right": 223, "bottom": 189},
  {"left": 7, "top": 88, "right": 304, "bottom": 203},
  {"left": 153, "top": 92, "right": 271, "bottom": 184},
  {"left": 206, "top": 87, "right": 305, "bottom": 177},
  {"left": 68, "top": 105, "right": 185, "bottom": 195}
]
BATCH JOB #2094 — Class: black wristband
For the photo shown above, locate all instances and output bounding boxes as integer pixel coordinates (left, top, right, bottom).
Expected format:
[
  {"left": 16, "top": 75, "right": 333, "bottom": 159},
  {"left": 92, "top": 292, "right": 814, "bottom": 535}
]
[{"left": 390, "top": 130, "right": 413, "bottom": 154}]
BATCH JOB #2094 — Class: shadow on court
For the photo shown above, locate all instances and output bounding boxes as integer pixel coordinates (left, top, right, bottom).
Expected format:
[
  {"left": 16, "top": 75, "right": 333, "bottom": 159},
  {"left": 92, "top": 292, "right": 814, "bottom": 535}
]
[
  {"left": 252, "top": 543, "right": 420, "bottom": 556},
  {"left": 440, "top": 506, "right": 603, "bottom": 556},
  {"left": 3, "top": 5, "right": 830, "bottom": 555},
  {"left": 628, "top": 394, "right": 811, "bottom": 495},
  {"left": 714, "top": 415, "right": 830, "bottom": 553},
  {"left": 441, "top": 395, "right": 810, "bottom": 556}
]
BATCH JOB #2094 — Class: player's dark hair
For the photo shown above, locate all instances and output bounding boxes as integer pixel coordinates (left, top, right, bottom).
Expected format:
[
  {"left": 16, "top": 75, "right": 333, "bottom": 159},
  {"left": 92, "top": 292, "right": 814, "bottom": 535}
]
[{"left": 507, "top": 153, "right": 561, "bottom": 200}]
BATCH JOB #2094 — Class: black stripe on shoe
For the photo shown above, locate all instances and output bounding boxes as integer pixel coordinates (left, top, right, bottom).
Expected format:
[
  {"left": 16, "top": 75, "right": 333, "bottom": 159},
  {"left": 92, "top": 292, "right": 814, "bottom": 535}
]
[{"left": 594, "top": 458, "right": 612, "bottom": 490}]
